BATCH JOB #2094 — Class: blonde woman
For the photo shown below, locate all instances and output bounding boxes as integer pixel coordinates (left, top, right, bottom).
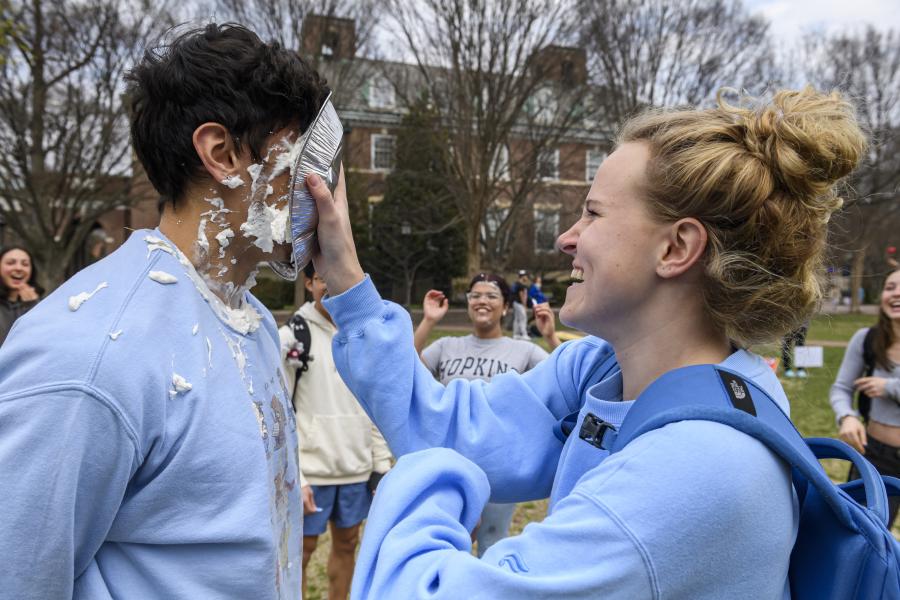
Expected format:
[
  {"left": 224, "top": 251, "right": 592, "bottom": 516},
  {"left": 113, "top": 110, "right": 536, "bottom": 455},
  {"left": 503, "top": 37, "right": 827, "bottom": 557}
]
[{"left": 308, "top": 87, "right": 865, "bottom": 598}]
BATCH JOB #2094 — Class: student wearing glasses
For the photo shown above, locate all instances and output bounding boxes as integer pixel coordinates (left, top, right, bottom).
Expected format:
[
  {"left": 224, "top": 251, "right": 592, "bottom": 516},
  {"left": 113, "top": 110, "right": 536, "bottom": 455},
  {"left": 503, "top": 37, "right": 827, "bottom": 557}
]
[{"left": 412, "top": 273, "right": 560, "bottom": 555}]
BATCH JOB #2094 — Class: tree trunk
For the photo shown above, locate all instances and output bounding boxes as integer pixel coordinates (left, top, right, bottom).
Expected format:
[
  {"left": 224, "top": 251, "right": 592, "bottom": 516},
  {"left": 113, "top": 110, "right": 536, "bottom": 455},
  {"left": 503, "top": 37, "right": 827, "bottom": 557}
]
[
  {"left": 465, "top": 228, "right": 481, "bottom": 277},
  {"left": 849, "top": 245, "right": 868, "bottom": 314},
  {"left": 402, "top": 270, "right": 414, "bottom": 307}
]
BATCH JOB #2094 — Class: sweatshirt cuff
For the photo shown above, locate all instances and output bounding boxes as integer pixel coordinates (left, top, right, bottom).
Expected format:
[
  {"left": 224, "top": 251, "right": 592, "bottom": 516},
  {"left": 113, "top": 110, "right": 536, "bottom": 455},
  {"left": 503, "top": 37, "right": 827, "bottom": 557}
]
[{"left": 322, "top": 275, "right": 385, "bottom": 339}]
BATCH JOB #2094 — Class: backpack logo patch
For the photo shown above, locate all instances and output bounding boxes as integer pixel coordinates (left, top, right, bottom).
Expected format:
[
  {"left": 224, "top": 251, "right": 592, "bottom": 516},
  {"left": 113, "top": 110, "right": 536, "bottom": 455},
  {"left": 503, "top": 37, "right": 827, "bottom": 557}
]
[{"left": 717, "top": 369, "right": 756, "bottom": 416}]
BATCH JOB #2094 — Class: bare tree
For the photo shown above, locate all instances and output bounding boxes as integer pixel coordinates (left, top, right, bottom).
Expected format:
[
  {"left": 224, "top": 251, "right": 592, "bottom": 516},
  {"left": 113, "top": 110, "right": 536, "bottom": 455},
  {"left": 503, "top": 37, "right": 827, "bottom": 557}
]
[
  {"left": 805, "top": 27, "right": 900, "bottom": 311},
  {"left": 211, "top": 0, "right": 381, "bottom": 108},
  {"left": 0, "top": 0, "right": 174, "bottom": 290},
  {"left": 386, "top": 0, "right": 599, "bottom": 275},
  {"left": 579, "top": 0, "right": 775, "bottom": 128}
]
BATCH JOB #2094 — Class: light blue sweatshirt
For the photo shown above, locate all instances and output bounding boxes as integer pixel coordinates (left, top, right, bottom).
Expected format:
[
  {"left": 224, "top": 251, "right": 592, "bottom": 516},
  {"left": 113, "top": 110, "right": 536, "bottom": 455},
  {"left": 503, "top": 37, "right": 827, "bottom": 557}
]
[
  {"left": 0, "top": 230, "right": 301, "bottom": 599},
  {"left": 324, "top": 276, "right": 798, "bottom": 599}
]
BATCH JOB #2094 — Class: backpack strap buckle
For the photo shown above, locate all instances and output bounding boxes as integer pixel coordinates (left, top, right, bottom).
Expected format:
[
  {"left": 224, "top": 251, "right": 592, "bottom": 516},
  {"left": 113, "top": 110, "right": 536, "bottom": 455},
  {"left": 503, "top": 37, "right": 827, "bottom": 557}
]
[{"left": 579, "top": 412, "right": 617, "bottom": 450}]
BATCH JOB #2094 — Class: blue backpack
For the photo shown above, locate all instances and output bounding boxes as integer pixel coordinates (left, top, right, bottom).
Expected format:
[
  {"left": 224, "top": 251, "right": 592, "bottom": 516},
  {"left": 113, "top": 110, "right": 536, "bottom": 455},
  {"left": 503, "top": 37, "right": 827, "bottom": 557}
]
[{"left": 582, "top": 364, "right": 900, "bottom": 599}]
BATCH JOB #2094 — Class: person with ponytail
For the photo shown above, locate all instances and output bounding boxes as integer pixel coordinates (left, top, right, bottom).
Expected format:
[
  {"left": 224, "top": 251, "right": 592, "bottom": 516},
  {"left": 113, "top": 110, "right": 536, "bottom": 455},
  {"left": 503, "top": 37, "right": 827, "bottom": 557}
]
[
  {"left": 831, "top": 268, "right": 900, "bottom": 527},
  {"left": 306, "top": 86, "right": 866, "bottom": 598}
]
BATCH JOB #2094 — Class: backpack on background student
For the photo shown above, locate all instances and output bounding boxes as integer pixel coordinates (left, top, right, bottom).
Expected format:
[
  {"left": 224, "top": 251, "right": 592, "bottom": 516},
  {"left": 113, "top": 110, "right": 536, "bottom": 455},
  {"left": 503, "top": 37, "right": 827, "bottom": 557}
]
[
  {"left": 575, "top": 364, "right": 900, "bottom": 600},
  {"left": 285, "top": 312, "right": 312, "bottom": 410}
]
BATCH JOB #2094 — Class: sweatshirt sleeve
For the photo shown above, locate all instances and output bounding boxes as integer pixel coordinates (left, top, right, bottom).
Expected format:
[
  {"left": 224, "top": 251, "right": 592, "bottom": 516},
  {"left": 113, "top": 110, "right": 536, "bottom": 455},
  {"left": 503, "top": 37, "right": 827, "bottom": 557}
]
[
  {"left": 323, "top": 276, "right": 615, "bottom": 502},
  {"left": 0, "top": 388, "right": 138, "bottom": 599},
  {"left": 350, "top": 448, "right": 655, "bottom": 600},
  {"left": 829, "top": 328, "right": 868, "bottom": 423},
  {"left": 352, "top": 422, "right": 795, "bottom": 600},
  {"left": 370, "top": 422, "right": 393, "bottom": 473}
]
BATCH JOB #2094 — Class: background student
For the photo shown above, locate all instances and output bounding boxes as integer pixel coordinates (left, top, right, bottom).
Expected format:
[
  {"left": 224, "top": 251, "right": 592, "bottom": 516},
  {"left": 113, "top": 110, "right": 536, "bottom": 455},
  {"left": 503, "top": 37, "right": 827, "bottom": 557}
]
[{"left": 831, "top": 267, "right": 900, "bottom": 527}]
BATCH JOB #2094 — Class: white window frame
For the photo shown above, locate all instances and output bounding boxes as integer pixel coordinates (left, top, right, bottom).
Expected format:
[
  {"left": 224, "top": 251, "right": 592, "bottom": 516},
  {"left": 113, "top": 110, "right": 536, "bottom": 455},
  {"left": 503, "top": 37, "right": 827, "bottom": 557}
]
[
  {"left": 371, "top": 134, "right": 396, "bottom": 171},
  {"left": 586, "top": 148, "right": 606, "bottom": 181},
  {"left": 367, "top": 75, "right": 395, "bottom": 109},
  {"left": 532, "top": 86, "right": 558, "bottom": 125},
  {"left": 533, "top": 205, "right": 560, "bottom": 254},
  {"left": 538, "top": 148, "right": 560, "bottom": 181}
]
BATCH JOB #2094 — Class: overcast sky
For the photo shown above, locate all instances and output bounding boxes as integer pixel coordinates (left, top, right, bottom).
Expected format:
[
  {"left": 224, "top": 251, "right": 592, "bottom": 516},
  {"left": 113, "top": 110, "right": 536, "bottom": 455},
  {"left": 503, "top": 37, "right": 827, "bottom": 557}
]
[{"left": 745, "top": 0, "right": 900, "bottom": 42}]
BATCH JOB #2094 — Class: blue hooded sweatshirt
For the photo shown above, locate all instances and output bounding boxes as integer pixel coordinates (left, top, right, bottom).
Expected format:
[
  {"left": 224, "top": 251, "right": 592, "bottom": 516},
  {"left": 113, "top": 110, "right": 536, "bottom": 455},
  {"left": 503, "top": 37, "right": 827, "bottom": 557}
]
[
  {"left": 323, "top": 276, "right": 798, "bottom": 599},
  {"left": 0, "top": 230, "right": 301, "bottom": 599}
]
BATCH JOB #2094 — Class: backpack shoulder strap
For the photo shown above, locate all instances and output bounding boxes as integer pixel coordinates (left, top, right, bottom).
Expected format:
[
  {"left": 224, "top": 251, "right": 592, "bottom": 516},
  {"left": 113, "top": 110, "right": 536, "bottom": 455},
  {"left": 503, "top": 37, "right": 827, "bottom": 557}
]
[
  {"left": 863, "top": 327, "right": 877, "bottom": 374},
  {"left": 604, "top": 364, "right": 890, "bottom": 529}
]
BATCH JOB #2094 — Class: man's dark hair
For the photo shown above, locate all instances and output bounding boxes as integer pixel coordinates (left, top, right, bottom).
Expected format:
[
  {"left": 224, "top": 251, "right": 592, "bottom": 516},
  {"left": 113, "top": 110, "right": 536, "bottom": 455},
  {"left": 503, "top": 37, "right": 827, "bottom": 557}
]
[
  {"left": 302, "top": 262, "right": 316, "bottom": 280},
  {"left": 126, "top": 23, "right": 330, "bottom": 205}
]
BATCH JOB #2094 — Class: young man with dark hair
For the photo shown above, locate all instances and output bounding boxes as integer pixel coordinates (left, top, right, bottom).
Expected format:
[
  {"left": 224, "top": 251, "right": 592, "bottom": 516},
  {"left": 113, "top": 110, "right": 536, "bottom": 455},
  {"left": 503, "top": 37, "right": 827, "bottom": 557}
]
[
  {"left": 279, "top": 263, "right": 391, "bottom": 599},
  {"left": 0, "top": 23, "right": 328, "bottom": 599}
]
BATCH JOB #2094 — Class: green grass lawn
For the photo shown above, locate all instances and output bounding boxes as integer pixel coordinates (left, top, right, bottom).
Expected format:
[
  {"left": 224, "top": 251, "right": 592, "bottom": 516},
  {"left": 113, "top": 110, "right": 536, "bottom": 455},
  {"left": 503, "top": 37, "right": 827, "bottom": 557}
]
[{"left": 303, "top": 313, "right": 891, "bottom": 598}]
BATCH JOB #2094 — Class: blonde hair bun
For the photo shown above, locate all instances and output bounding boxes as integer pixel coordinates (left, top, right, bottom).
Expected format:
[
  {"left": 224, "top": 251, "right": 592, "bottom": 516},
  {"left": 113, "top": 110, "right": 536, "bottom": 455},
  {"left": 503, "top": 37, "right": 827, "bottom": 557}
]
[
  {"left": 620, "top": 86, "right": 867, "bottom": 346},
  {"left": 724, "top": 86, "right": 866, "bottom": 205}
]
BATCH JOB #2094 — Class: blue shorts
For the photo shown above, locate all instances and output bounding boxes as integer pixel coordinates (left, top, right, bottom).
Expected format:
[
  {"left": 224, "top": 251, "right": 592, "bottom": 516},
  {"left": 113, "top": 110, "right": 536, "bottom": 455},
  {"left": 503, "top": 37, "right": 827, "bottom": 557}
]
[{"left": 303, "top": 482, "right": 372, "bottom": 536}]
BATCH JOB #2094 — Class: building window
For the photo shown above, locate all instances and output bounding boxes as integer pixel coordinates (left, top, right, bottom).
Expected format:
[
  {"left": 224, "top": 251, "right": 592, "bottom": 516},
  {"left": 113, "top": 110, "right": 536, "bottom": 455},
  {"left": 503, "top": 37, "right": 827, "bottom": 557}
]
[
  {"left": 538, "top": 148, "right": 559, "bottom": 181},
  {"left": 371, "top": 135, "right": 396, "bottom": 171},
  {"left": 586, "top": 149, "right": 606, "bottom": 181},
  {"left": 490, "top": 144, "right": 510, "bottom": 181},
  {"left": 534, "top": 206, "right": 560, "bottom": 253},
  {"left": 482, "top": 200, "right": 510, "bottom": 240},
  {"left": 367, "top": 76, "right": 395, "bottom": 109},
  {"left": 530, "top": 86, "right": 558, "bottom": 125},
  {"left": 321, "top": 31, "right": 340, "bottom": 58}
]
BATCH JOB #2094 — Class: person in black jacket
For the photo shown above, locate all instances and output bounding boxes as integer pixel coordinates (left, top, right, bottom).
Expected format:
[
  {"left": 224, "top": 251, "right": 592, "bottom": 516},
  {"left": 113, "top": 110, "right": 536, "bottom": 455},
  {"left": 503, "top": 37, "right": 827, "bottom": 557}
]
[{"left": 0, "top": 246, "right": 42, "bottom": 346}]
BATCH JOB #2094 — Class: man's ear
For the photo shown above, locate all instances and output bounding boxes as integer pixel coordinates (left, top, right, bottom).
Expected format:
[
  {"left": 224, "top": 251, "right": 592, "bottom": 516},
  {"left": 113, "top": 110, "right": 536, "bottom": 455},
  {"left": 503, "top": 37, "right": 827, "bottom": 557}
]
[
  {"left": 192, "top": 122, "right": 242, "bottom": 183},
  {"left": 657, "top": 217, "right": 708, "bottom": 279},
  {"left": 304, "top": 277, "right": 314, "bottom": 294}
]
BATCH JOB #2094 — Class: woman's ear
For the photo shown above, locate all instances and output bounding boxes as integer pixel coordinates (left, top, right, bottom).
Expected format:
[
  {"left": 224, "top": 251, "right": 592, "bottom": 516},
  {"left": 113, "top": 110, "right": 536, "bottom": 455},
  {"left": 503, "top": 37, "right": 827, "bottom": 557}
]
[
  {"left": 192, "top": 122, "right": 242, "bottom": 184},
  {"left": 657, "top": 217, "right": 708, "bottom": 279}
]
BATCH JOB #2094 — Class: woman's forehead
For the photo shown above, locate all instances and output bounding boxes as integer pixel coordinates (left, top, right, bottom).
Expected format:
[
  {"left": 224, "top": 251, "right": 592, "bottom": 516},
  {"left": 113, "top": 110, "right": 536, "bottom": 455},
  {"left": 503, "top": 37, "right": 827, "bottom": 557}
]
[
  {"left": 3, "top": 250, "right": 29, "bottom": 262},
  {"left": 472, "top": 280, "right": 500, "bottom": 291}
]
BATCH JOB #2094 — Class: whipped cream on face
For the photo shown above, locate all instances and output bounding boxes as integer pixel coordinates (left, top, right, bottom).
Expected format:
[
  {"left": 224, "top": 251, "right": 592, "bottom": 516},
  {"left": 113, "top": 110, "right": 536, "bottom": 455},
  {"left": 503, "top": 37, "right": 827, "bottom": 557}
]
[
  {"left": 196, "top": 217, "right": 210, "bottom": 260},
  {"left": 240, "top": 202, "right": 289, "bottom": 253},
  {"left": 68, "top": 282, "right": 108, "bottom": 311},
  {"left": 215, "top": 228, "right": 234, "bottom": 258},
  {"left": 221, "top": 174, "right": 245, "bottom": 189},
  {"left": 148, "top": 270, "right": 178, "bottom": 284}
]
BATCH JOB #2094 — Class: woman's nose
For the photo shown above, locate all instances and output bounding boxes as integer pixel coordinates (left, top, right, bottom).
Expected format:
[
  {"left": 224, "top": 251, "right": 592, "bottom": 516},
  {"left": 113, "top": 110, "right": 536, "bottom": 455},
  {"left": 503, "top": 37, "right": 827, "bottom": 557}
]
[{"left": 556, "top": 221, "right": 581, "bottom": 256}]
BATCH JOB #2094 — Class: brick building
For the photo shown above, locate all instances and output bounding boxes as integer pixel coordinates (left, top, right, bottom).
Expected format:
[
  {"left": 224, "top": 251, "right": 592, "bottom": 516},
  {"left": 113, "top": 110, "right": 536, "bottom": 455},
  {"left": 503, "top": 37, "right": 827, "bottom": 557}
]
[
  {"left": 301, "top": 15, "right": 610, "bottom": 286},
  {"left": 83, "top": 15, "right": 611, "bottom": 305}
]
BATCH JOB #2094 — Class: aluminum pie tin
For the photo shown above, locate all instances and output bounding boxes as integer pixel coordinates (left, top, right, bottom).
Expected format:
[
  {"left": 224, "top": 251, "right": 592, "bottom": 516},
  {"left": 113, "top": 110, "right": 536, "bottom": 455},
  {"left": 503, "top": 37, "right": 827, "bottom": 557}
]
[{"left": 269, "top": 92, "right": 344, "bottom": 280}]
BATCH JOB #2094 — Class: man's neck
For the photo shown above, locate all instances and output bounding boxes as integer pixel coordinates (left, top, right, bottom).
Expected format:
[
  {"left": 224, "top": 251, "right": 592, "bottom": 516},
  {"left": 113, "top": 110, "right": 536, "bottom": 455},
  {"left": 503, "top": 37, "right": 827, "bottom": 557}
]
[{"left": 159, "top": 195, "right": 264, "bottom": 308}]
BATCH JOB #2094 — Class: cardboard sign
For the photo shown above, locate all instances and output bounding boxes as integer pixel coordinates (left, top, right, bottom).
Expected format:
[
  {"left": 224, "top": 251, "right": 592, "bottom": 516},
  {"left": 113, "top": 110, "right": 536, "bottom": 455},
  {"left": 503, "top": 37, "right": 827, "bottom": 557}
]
[{"left": 794, "top": 346, "right": 824, "bottom": 368}]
